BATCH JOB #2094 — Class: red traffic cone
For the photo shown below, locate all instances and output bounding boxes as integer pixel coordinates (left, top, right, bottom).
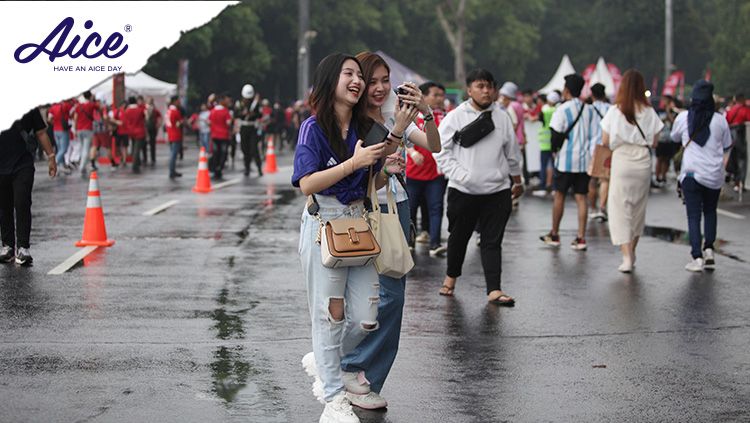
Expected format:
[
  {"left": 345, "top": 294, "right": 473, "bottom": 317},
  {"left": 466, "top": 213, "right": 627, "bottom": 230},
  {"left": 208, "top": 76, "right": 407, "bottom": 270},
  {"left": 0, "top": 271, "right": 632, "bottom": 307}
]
[
  {"left": 263, "top": 136, "right": 278, "bottom": 174},
  {"left": 76, "top": 171, "right": 115, "bottom": 247},
  {"left": 193, "top": 147, "right": 212, "bottom": 193}
]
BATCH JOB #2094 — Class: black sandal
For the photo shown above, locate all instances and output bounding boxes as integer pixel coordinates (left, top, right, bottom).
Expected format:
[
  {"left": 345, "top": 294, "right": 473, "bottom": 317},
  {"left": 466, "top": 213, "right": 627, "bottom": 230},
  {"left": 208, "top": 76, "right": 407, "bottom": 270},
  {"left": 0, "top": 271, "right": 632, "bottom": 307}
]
[
  {"left": 489, "top": 294, "right": 515, "bottom": 306},
  {"left": 439, "top": 284, "right": 455, "bottom": 296}
]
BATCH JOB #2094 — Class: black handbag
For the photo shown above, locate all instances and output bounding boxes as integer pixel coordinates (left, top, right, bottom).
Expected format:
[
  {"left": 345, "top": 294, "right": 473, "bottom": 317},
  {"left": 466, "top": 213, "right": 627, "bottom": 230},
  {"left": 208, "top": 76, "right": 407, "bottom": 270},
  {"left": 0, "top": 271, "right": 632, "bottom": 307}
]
[
  {"left": 550, "top": 103, "right": 585, "bottom": 153},
  {"left": 453, "top": 110, "right": 495, "bottom": 148}
]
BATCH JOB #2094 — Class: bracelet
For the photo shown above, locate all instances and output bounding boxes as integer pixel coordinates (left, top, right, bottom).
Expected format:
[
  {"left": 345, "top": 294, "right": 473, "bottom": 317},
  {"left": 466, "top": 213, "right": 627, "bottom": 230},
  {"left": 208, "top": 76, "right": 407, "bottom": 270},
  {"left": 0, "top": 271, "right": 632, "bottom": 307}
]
[
  {"left": 423, "top": 113, "right": 434, "bottom": 122},
  {"left": 382, "top": 166, "right": 393, "bottom": 177},
  {"left": 389, "top": 131, "right": 403, "bottom": 139}
]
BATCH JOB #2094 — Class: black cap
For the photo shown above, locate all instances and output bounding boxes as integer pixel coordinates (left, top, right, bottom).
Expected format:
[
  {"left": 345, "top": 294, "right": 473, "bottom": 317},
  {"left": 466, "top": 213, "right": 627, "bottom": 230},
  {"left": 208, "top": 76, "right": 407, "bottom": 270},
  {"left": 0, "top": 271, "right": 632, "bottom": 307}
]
[{"left": 564, "top": 74, "right": 585, "bottom": 97}]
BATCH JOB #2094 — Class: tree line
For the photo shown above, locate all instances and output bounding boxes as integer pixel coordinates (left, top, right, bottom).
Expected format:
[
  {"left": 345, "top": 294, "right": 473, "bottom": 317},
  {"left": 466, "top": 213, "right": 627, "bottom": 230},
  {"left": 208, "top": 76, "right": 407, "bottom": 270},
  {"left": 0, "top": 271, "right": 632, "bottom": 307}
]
[{"left": 143, "top": 0, "right": 749, "bottom": 108}]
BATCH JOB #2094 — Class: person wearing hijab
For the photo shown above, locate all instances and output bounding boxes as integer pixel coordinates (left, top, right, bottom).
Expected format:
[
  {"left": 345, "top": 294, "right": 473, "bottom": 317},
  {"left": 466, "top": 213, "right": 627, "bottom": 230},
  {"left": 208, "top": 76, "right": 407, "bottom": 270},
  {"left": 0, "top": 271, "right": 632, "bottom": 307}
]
[{"left": 670, "top": 80, "right": 733, "bottom": 272}]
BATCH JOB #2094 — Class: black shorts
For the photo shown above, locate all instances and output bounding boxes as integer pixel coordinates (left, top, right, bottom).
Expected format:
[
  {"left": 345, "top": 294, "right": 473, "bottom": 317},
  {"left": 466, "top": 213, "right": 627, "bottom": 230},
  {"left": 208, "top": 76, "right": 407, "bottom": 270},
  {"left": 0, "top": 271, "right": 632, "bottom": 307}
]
[
  {"left": 553, "top": 170, "right": 590, "bottom": 195},
  {"left": 115, "top": 134, "right": 129, "bottom": 148},
  {"left": 655, "top": 141, "right": 679, "bottom": 159}
]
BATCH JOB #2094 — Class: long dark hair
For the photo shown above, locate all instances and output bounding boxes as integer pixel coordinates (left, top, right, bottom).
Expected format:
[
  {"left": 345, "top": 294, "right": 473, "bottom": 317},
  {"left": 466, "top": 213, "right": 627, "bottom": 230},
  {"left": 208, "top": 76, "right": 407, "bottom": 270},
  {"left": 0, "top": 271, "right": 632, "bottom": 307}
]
[
  {"left": 355, "top": 51, "right": 390, "bottom": 92},
  {"left": 309, "top": 53, "right": 368, "bottom": 161},
  {"left": 615, "top": 69, "right": 650, "bottom": 124}
]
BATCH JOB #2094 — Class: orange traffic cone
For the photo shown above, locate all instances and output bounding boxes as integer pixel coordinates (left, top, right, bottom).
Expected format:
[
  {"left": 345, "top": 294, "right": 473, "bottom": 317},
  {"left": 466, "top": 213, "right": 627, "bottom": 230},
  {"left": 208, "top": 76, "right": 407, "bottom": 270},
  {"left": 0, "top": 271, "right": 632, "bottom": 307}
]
[
  {"left": 192, "top": 147, "right": 212, "bottom": 193},
  {"left": 76, "top": 171, "right": 115, "bottom": 247},
  {"left": 263, "top": 136, "right": 278, "bottom": 174}
]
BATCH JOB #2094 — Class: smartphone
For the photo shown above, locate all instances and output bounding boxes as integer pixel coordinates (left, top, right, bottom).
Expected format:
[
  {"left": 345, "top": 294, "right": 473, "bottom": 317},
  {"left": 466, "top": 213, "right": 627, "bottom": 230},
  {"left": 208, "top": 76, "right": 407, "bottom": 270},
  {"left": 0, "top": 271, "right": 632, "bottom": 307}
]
[
  {"left": 395, "top": 86, "right": 408, "bottom": 107},
  {"left": 363, "top": 121, "right": 389, "bottom": 147}
]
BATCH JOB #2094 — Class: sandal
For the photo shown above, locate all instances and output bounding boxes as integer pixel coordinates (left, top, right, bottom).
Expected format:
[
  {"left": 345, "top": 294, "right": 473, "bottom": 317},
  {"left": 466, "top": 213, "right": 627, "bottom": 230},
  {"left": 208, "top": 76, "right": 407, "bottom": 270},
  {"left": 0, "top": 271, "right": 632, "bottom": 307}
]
[
  {"left": 488, "top": 294, "right": 515, "bottom": 307},
  {"left": 439, "top": 284, "right": 455, "bottom": 297}
]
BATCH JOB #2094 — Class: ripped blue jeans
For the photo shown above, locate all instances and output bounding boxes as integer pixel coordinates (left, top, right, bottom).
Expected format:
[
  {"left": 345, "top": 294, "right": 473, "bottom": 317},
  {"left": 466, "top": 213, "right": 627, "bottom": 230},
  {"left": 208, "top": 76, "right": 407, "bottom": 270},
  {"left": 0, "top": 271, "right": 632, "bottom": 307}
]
[{"left": 298, "top": 194, "right": 380, "bottom": 401}]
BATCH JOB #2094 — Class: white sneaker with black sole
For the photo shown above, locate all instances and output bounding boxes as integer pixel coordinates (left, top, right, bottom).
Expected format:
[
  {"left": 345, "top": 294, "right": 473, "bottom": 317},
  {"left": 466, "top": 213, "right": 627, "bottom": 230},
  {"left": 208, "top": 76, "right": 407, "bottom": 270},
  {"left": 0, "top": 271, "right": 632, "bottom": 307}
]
[
  {"left": 703, "top": 248, "right": 715, "bottom": 269},
  {"left": 0, "top": 245, "right": 14, "bottom": 263},
  {"left": 320, "top": 392, "right": 360, "bottom": 423},
  {"left": 15, "top": 247, "right": 32, "bottom": 266},
  {"left": 429, "top": 245, "right": 447, "bottom": 257},
  {"left": 685, "top": 257, "right": 704, "bottom": 272}
]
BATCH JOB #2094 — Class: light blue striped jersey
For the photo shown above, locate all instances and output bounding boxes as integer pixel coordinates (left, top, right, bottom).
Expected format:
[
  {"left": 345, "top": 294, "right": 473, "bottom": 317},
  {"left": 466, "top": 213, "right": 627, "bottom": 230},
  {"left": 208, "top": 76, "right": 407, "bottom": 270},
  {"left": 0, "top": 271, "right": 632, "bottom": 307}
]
[{"left": 550, "top": 98, "right": 593, "bottom": 173}]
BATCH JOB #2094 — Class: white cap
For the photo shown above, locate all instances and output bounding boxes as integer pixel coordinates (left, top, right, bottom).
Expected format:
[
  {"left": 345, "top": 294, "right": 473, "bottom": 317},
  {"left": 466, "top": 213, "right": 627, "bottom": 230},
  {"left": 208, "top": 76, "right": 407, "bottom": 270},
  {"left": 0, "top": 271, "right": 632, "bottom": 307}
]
[
  {"left": 547, "top": 91, "right": 561, "bottom": 104},
  {"left": 241, "top": 84, "right": 255, "bottom": 99},
  {"left": 499, "top": 82, "right": 518, "bottom": 99}
]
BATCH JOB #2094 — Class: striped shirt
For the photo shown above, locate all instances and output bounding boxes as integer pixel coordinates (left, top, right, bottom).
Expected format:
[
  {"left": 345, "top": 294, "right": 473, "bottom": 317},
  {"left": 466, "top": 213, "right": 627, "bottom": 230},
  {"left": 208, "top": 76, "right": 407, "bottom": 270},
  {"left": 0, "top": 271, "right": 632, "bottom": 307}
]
[
  {"left": 589, "top": 101, "right": 610, "bottom": 149},
  {"left": 550, "top": 98, "right": 593, "bottom": 173}
]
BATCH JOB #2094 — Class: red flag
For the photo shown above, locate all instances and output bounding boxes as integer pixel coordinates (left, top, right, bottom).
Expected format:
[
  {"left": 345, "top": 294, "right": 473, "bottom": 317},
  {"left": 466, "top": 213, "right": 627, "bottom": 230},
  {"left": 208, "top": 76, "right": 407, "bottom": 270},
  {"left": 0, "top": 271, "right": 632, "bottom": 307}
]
[{"left": 661, "top": 70, "right": 685, "bottom": 97}]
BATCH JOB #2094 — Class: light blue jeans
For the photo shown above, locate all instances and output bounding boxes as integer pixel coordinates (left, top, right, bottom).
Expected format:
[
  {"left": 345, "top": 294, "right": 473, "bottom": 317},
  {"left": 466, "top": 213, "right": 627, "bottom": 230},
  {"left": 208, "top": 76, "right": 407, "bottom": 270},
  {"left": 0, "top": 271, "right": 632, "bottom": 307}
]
[
  {"left": 341, "top": 199, "right": 410, "bottom": 394},
  {"left": 199, "top": 131, "right": 210, "bottom": 152},
  {"left": 298, "top": 195, "right": 380, "bottom": 401},
  {"left": 77, "top": 130, "right": 93, "bottom": 172},
  {"left": 54, "top": 131, "right": 70, "bottom": 165}
]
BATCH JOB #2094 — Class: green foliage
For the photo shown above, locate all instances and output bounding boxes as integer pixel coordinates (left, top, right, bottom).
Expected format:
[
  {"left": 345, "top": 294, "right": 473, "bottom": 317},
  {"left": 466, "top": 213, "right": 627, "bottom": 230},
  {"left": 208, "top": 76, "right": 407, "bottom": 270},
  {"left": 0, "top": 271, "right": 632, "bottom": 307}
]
[{"left": 142, "top": 0, "right": 744, "bottom": 109}]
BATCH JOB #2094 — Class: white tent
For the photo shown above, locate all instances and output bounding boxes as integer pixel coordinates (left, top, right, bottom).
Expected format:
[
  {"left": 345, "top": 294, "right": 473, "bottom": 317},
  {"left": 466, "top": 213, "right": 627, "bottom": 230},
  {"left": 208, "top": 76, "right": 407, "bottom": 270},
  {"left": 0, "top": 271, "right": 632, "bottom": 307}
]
[
  {"left": 89, "top": 70, "right": 176, "bottom": 110},
  {"left": 585, "top": 57, "right": 616, "bottom": 98},
  {"left": 538, "top": 55, "right": 576, "bottom": 94}
]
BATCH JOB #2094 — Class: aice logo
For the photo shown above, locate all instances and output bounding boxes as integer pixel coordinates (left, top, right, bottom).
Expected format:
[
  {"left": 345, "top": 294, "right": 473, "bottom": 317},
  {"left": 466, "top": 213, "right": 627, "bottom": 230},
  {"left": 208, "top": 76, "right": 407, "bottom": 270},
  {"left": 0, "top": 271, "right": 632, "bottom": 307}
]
[{"left": 14, "top": 17, "right": 128, "bottom": 64}]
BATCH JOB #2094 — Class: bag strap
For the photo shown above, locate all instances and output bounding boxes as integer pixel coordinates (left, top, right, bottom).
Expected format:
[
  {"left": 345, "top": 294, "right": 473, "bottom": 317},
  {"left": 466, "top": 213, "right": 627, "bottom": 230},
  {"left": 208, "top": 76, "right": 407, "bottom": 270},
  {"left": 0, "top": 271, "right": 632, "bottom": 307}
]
[
  {"left": 564, "top": 102, "right": 586, "bottom": 138},
  {"left": 592, "top": 104, "right": 604, "bottom": 119},
  {"left": 633, "top": 119, "right": 647, "bottom": 141}
]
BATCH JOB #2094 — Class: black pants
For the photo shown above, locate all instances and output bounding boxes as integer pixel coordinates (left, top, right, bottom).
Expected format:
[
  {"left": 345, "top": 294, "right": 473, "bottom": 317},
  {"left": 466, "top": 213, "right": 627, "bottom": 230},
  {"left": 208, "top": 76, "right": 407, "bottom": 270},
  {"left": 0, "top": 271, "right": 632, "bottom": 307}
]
[
  {"left": 446, "top": 187, "right": 512, "bottom": 294},
  {"left": 0, "top": 166, "right": 35, "bottom": 249},
  {"left": 240, "top": 127, "right": 263, "bottom": 175},
  {"left": 146, "top": 129, "right": 157, "bottom": 163},
  {"left": 212, "top": 138, "right": 230, "bottom": 177},
  {"left": 131, "top": 138, "right": 146, "bottom": 171}
]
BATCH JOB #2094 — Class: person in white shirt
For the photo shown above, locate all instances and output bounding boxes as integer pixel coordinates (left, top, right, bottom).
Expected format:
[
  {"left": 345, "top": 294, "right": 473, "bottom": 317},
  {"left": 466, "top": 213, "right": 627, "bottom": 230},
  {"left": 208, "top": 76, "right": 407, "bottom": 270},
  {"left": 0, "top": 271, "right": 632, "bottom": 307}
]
[
  {"left": 600, "top": 70, "right": 664, "bottom": 273},
  {"left": 434, "top": 68, "right": 523, "bottom": 305},
  {"left": 670, "top": 80, "right": 733, "bottom": 272}
]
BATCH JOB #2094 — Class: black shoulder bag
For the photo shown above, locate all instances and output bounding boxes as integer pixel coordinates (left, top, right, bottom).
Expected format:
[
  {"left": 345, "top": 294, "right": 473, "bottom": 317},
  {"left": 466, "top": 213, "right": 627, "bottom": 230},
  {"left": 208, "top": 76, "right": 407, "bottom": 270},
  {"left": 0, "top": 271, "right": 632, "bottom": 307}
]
[
  {"left": 550, "top": 103, "right": 585, "bottom": 153},
  {"left": 452, "top": 110, "right": 495, "bottom": 148}
]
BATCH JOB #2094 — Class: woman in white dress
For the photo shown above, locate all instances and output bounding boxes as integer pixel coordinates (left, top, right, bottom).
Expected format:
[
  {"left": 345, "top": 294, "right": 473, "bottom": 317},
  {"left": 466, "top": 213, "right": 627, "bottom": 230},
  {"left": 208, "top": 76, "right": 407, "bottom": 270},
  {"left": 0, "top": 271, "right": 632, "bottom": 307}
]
[{"left": 600, "top": 70, "right": 664, "bottom": 272}]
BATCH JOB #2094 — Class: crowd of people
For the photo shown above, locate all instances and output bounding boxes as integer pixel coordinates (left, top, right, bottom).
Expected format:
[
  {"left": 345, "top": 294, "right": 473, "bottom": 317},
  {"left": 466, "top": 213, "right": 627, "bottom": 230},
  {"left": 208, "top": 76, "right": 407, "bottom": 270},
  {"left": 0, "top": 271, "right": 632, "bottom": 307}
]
[{"left": 291, "top": 52, "right": 747, "bottom": 423}]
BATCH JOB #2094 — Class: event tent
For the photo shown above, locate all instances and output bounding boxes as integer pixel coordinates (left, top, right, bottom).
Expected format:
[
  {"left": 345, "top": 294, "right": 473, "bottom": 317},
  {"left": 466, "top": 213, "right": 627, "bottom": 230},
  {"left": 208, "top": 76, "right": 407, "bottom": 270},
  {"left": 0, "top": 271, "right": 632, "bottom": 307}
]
[
  {"left": 582, "top": 57, "right": 617, "bottom": 98},
  {"left": 89, "top": 70, "right": 176, "bottom": 111},
  {"left": 375, "top": 50, "right": 427, "bottom": 89},
  {"left": 538, "top": 55, "right": 576, "bottom": 94}
]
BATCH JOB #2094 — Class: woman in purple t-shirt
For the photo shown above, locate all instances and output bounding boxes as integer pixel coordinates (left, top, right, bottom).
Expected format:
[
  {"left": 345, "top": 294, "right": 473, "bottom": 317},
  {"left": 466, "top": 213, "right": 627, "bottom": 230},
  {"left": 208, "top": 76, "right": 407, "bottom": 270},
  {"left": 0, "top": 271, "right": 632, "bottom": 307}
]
[{"left": 292, "top": 53, "right": 403, "bottom": 423}]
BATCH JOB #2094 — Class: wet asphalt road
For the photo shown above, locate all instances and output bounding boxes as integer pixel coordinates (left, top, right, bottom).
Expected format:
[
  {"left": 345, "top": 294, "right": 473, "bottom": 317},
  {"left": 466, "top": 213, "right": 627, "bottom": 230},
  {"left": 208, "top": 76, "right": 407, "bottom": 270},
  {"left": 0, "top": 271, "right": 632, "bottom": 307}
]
[{"left": 1, "top": 141, "right": 749, "bottom": 423}]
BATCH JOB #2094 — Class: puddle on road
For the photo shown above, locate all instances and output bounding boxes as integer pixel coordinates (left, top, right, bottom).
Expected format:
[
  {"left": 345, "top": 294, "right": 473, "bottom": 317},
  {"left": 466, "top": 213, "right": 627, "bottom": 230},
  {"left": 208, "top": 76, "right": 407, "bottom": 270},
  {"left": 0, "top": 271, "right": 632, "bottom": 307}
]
[
  {"left": 643, "top": 225, "right": 745, "bottom": 262},
  {"left": 210, "top": 346, "right": 258, "bottom": 403}
]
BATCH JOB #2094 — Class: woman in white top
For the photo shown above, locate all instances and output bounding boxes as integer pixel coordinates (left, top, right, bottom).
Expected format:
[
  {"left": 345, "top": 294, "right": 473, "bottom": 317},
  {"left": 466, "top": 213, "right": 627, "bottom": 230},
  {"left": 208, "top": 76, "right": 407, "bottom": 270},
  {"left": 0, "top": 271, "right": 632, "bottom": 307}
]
[
  {"left": 600, "top": 70, "right": 664, "bottom": 273},
  {"left": 670, "top": 80, "right": 733, "bottom": 272}
]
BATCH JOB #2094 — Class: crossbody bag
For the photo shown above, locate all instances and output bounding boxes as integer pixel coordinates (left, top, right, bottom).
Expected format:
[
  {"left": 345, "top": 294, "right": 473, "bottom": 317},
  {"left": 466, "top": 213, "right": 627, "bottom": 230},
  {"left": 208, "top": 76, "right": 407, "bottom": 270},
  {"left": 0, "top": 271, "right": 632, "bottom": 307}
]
[{"left": 307, "top": 168, "right": 381, "bottom": 268}]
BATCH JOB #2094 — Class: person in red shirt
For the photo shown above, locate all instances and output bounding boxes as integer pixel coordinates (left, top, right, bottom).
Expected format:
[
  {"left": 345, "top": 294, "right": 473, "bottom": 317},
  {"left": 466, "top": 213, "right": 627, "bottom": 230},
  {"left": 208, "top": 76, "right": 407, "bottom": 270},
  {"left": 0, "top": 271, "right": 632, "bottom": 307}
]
[
  {"left": 123, "top": 96, "right": 148, "bottom": 173},
  {"left": 208, "top": 94, "right": 233, "bottom": 179},
  {"left": 726, "top": 93, "right": 750, "bottom": 190},
  {"left": 406, "top": 81, "right": 449, "bottom": 256},
  {"left": 47, "top": 99, "right": 73, "bottom": 170},
  {"left": 72, "top": 91, "right": 100, "bottom": 177},
  {"left": 108, "top": 101, "right": 130, "bottom": 168},
  {"left": 165, "top": 96, "right": 184, "bottom": 179}
]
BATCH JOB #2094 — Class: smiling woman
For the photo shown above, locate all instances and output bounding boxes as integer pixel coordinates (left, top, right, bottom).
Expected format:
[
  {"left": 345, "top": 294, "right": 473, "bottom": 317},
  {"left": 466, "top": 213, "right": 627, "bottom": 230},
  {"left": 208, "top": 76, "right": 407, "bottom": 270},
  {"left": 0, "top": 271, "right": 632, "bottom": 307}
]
[{"left": 292, "top": 53, "right": 405, "bottom": 423}]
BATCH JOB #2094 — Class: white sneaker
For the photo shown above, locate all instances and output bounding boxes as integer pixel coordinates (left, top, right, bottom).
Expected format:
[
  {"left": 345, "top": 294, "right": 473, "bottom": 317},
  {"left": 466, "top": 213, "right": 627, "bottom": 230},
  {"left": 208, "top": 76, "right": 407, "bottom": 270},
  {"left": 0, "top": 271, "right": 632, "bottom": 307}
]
[
  {"left": 320, "top": 392, "right": 360, "bottom": 423},
  {"left": 685, "top": 257, "right": 704, "bottom": 272},
  {"left": 346, "top": 391, "right": 388, "bottom": 410},
  {"left": 415, "top": 231, "right": 429, "bottom": 244},
  {"left": 302, "top": 352, "right": 325, "bottom": 404},
  {"left": 341, "top": 371, "right": 370, "bottom": 395},
  {"left": 703, "top": 248, "right": 715, "bottom": 269},
  {"left": 429, "top": 245, "right": 447, "bottom": 257}
]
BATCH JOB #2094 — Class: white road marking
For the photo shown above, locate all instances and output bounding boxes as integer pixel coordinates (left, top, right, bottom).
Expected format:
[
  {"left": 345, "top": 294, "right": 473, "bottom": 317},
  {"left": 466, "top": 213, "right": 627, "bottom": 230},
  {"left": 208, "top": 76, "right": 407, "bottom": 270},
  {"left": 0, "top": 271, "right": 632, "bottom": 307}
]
[
  {"left": 48, "top": 246, "right": 98, "bottom": 275},
  {"left": 717, "top": 208, "right": 745, "bottom": 220},
  {"left": 212, "top": 178, "right": 241, "bottom": 190},
  {"left": 142, "top": 199, "right": 180, "bottom": 216}
]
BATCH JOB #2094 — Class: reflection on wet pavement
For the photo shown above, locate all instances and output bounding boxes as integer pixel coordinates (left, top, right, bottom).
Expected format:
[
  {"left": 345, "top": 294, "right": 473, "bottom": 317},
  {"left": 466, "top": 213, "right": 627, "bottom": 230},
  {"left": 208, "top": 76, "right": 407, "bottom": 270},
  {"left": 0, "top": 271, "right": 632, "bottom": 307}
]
[
  {"left": 643, "top": 225, "right": 744, "bottom": 262},
  {"left": 210, "top": 345, "right": 257, "bottom": 403}
]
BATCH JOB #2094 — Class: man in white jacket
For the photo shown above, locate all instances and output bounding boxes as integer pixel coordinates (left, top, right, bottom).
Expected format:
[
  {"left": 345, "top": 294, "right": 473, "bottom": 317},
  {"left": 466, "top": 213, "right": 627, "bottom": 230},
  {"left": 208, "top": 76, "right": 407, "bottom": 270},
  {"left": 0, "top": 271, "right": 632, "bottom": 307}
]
[{"left": 434, "top": 69, "right": 524, "bottom": 306}]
